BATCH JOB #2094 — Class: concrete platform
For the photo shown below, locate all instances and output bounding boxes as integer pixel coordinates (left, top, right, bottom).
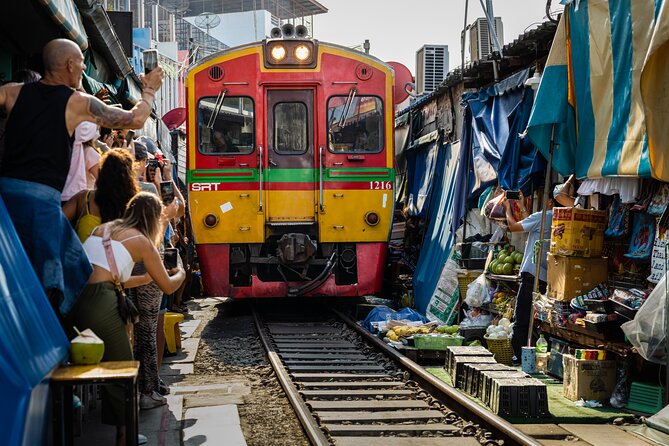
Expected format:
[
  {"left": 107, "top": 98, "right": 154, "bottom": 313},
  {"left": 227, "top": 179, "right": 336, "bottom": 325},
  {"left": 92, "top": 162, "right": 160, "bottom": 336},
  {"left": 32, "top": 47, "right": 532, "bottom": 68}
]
[
  {"left": 559, "top": 424, "right": 657, "bottom": 446},
  {"left": 183, "top": 405, "right": 246, "bottom": 446}
]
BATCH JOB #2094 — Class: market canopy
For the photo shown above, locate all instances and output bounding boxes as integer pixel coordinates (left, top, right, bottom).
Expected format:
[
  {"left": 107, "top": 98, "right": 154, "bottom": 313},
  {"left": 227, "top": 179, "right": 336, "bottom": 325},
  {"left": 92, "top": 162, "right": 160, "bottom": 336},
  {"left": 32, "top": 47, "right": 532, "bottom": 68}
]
[{"left": 527, "top": 0, "right": 669, "bottom": 181}]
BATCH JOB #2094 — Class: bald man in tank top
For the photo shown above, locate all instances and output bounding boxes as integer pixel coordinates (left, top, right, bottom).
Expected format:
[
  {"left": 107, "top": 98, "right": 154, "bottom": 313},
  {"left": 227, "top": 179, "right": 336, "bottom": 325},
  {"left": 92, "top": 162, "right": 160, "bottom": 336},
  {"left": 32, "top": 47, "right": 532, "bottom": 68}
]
[{"left": 0, "top": 38, "right": 164, "bottom": 316}]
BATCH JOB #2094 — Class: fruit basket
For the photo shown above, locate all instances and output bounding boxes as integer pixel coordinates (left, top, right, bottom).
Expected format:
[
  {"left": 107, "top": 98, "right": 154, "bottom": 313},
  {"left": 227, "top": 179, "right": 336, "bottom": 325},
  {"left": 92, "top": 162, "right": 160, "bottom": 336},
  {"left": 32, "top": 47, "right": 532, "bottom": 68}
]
[
  {"left": 413, "top": 334, "right": 464, "bottom": 351},
  {"left": 483, "top": 335, "right": 514, "bottom": 365},
  {"left": 457, "top": 270, "right": 482, "bottom": 301}
]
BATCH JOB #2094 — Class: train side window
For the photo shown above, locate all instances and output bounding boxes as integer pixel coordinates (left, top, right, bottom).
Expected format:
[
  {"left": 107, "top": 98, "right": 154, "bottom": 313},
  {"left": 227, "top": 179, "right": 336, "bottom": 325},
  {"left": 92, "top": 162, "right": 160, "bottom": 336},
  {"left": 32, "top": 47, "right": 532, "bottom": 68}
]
[
  {"left": 327, "top": 96, "right": 383, "bottom": 154},
  {"left": 273, "top": 102, "right": 308, "bottom": 154},
  {"left": 197, "top": 96, "right": 254, "bottom": 155}
]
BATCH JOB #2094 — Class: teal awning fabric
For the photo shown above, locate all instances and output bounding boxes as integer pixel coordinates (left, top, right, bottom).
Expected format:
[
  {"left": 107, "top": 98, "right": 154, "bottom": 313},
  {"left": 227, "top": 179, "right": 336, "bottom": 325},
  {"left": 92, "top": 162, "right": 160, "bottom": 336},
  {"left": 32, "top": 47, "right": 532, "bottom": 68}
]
[
  {"left": 33, "top": 0, "right": 88, "bottom": 51},
  {"left": 82, "top": 72, "right": 121, "bottom": 104}
]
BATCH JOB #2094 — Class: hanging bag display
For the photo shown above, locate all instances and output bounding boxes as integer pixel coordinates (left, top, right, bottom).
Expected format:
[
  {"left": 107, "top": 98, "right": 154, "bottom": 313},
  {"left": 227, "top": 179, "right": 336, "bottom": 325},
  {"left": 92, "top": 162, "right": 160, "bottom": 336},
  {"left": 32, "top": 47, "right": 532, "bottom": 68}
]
[
  {"left": 647, "top": 183, "right": 669, "bottom": 216},
  {"left": 605, "top": 195, "right": 630, "bottom": 238},
  {"left": 102, "top": 224, "right": 140, "bottom": 325}
]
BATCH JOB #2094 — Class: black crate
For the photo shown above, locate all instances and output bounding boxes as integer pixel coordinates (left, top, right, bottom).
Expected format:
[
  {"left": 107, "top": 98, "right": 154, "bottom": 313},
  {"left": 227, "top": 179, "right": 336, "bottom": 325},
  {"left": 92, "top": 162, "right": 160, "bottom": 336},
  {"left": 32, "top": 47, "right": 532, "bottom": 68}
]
[
  {"left": 480, "top": 370, "right": 528, "bottom": 404},
  {"left": 489, "top": 377, "right": 548, "bottom": 417},
  {"left": 464, "top": 363, "right": 513, "bottom": 397},
  {"left": 611, "top": 299, "right": 639, "bottom": 320},
  {"left": 459, "top": 258, "right": 487, "bottom": 270},
  {"left": 445, "top": 346, "right": 492, "bottom": 376},
  {"left": 459, "top": 326, "right": 487, "bottom": 345},
  {"left": 583, "top": 299, "right": 613, "bottom": 314},
  {"left": 454, "top": 356, "right": 498, "bottom": 388},
  {"left": 584, "top": 319, "right": 623, "bottom": 335}
]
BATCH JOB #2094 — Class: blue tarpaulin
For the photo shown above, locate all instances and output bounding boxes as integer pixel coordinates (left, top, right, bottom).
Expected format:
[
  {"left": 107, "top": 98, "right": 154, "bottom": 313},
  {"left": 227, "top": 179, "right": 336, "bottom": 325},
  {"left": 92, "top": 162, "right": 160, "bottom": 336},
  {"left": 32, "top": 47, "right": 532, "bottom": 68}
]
[
  {"left": 413, "top": 141, "right": 461, "bottom": 314},
  {"left": 404, "top": 132, "right": 440, "bottom": 218},
  {"left": 451, "top": 69, "right": 547, "bottom": 234},
  {"left": 0, "top": 196, "right": 68, "bottom": 445}
]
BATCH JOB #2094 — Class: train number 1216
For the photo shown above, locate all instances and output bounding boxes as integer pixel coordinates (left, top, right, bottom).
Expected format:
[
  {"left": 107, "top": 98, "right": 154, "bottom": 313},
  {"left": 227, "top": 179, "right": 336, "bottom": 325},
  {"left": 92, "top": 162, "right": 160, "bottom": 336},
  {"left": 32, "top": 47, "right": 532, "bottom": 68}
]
[{"left": 369, "top": 181, "right": 393, "bottom": 190}]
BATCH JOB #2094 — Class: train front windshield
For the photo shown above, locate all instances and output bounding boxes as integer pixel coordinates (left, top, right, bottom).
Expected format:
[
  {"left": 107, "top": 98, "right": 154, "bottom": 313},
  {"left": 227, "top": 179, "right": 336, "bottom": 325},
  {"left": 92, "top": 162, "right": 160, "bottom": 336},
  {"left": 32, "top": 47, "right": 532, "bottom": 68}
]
[
  {"left": 327, "top": 96, "right": 383, "bottom": 153},
  {"left": 197, "top": 96, "right": 255, "bottom": 155}
]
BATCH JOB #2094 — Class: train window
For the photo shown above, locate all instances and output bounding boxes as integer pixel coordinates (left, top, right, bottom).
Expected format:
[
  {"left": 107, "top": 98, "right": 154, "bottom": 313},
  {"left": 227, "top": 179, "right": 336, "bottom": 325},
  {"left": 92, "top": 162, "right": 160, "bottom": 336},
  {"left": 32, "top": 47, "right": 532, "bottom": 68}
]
[
  {"left": 197, "top": 96, "right": 254, "bottom": 155},
  {"left": 327, "top": 96, "right": 383, "bottom": 153},
  {"left": 273, "top": 102, "right": 308, "bottom": 154}
]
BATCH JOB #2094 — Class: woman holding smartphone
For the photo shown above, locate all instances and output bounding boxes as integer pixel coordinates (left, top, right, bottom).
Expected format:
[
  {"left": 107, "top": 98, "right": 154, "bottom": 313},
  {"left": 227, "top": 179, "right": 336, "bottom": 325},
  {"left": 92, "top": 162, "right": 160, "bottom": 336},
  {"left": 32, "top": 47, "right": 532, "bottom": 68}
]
[{"left": 70, "top": 192, "right": 185, "bottom": 446}]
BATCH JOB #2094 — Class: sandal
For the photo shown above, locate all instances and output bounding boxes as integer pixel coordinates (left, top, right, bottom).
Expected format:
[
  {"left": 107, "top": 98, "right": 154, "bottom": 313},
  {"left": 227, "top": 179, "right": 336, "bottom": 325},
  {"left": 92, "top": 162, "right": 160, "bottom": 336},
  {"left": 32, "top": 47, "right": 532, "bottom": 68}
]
[{"left": 158, "top": 378, "right": 170, "bottom": 396}]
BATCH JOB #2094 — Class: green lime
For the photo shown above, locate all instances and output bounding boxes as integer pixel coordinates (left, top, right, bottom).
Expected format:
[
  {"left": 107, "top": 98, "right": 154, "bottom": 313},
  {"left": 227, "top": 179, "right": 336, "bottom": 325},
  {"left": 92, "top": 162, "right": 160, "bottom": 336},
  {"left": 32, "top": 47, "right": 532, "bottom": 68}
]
[
  {"left": 505, "top": 256, "right": 515, "bottom": 265},
  {"left": 502, "top": 263, "right": 514, "bottom": 275},
  {"left": 497, "top": 254, "right": 507, "bottom": 264}
]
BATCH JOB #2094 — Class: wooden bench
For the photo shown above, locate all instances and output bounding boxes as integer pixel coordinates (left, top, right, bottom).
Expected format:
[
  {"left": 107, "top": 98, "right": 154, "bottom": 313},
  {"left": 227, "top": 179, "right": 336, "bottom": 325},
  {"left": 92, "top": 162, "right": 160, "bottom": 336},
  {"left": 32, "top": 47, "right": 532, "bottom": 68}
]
[{"left": 51, "top": 360, "right": 139, "bottom": 446}]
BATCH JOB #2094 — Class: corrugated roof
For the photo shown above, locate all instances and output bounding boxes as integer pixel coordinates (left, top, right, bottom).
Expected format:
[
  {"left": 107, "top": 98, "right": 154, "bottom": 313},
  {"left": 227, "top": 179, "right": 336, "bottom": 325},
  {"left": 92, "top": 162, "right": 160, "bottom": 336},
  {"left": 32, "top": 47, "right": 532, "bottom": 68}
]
[
  {"left": 184, "top": 0, "right": 327, "bottom": 19},
  {"left": 398, "top": 20, "right": 558, "bottom": 116}
]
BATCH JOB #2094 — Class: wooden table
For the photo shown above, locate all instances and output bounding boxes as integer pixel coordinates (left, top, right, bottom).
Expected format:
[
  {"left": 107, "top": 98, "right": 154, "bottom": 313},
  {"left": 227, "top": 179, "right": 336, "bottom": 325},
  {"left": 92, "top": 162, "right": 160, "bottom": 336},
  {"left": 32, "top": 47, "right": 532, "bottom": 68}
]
[
  {"left": 51, "top": 361, "right": 139, "bottom": 446},
  {"left": 538, "top": 321, "right": 632, "bottom": 357}
]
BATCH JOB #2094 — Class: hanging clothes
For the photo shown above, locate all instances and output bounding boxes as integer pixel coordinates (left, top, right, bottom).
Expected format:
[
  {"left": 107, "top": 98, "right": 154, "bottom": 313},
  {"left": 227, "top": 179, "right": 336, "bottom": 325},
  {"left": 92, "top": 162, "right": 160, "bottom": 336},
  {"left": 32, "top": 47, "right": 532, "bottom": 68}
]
[{"left": 577, "top": 177, "right": 640, "bottom": 203}]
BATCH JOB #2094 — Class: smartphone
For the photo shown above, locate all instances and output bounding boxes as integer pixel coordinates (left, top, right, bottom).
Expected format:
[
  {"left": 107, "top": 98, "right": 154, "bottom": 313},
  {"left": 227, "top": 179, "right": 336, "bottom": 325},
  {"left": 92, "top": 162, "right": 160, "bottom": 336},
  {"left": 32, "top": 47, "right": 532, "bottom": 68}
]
[
  {"left": 143, "top": 49, "right": 159, "bottom": 74},
  {"left": 505, "top": 190, "right": 521, "bottom": 200},
  {"left": 160, "top": 180, "right": 175, "bottom": 206},
  {"left": 125, "top": 129, "right": 135, "bottom": 141},
  {"left": 163, "top": 248, "right": 178, "bottom": 269}
]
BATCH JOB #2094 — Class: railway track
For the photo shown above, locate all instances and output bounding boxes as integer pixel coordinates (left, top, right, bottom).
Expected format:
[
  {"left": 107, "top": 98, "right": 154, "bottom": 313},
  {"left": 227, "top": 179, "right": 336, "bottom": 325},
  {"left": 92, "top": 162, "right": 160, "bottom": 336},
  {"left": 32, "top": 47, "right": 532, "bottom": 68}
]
[{"left": 253, "top": 308, "right": 540, "bottom": 446}]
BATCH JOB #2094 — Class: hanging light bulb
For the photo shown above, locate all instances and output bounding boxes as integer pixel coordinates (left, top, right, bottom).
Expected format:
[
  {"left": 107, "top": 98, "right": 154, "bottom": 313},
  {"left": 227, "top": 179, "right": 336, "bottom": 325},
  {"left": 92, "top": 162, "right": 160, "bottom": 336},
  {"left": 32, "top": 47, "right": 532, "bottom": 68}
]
[{"left": 524, "top": 69, "right": 542, "bottom": 91}]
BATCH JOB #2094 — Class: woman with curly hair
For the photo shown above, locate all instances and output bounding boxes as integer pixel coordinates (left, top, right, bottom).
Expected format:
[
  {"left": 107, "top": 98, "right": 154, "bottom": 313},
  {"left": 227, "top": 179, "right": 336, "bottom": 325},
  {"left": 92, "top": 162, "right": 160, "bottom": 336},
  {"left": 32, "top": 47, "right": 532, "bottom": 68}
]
[{"left": 63, "top": 149, "right": 139, "bottom": 242}]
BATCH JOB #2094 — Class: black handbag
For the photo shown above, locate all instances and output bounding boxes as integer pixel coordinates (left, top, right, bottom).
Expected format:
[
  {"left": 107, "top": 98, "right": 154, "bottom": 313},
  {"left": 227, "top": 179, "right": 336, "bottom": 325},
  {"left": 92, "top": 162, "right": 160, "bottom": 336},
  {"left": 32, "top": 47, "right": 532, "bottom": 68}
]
[{"left": 102, "top": 225, "right": 140, "bottom": 325}]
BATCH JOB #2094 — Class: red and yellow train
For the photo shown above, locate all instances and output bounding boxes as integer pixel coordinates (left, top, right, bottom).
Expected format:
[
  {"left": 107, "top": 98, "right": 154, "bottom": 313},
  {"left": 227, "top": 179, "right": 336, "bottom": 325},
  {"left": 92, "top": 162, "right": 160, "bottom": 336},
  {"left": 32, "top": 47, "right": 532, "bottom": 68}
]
[{"left": 186, "top": 25, "right": 399, "bottom": 298}]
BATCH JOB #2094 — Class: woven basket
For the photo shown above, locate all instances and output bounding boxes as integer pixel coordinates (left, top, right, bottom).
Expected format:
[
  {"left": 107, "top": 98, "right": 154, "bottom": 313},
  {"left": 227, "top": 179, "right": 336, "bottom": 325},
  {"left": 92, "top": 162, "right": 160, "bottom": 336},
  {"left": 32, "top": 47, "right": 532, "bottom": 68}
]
[
  {"left": 484, "top": 335, "right": 514, "bottom": 365},
  {"left": 457, "top": 270, "right": 482, "bottom": 301}
]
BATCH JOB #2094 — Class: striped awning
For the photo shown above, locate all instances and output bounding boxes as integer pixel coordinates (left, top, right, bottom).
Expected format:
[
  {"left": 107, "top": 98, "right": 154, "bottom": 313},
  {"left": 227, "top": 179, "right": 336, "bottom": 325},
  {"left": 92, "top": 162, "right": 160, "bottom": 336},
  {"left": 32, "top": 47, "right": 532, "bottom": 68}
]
[
  {"left": 527, "top": 0, "right": 667, "bottom": 180},
  {"left": 34, "top": 0, "right": 88, "bottom": 51}
]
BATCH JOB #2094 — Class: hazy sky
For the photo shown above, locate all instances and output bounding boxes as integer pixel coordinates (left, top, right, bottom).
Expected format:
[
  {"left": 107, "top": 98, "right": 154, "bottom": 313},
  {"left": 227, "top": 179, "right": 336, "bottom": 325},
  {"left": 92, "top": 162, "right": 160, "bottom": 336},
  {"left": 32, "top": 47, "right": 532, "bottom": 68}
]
[{"left": 313, "top": 1, "right": 563, "bottom": 75}]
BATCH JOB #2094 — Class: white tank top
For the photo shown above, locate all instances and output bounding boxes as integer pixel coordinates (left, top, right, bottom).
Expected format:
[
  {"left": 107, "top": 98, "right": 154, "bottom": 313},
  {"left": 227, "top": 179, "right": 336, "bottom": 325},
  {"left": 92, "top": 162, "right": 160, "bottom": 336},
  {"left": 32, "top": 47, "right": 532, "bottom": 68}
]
[{"left": 82, "top": 234, "right": 142, "bottom": 283}]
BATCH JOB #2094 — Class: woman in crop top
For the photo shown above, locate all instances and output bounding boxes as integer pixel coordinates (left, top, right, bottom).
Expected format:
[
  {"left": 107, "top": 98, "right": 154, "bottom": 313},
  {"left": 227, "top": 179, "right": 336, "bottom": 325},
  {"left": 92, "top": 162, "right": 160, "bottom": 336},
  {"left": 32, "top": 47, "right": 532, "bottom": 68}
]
[
  {"left": 70, "top": 192, "right": 185, "bottom": 446},
  {"left": 63, "top": 149, "right": 138, "bottom": 243}
]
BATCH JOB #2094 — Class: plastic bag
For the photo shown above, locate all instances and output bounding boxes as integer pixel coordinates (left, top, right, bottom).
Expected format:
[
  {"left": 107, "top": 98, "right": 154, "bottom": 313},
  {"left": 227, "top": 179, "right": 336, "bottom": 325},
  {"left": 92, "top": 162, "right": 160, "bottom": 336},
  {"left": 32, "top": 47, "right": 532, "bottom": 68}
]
[
  {"left": 484, "top": 194, "right": 506, "bottom": 220},
  {"left": 465, "top": 273, "right": 488, "bottom": 308},
  {"left": 621, "top": 273, "right": 667, "bottom": 364},
  {"left": 363, "top": 305, "right": 426, "bottom": 332},
  {"left": 609, "top": 365, "right": 629, "bottom": 408}
]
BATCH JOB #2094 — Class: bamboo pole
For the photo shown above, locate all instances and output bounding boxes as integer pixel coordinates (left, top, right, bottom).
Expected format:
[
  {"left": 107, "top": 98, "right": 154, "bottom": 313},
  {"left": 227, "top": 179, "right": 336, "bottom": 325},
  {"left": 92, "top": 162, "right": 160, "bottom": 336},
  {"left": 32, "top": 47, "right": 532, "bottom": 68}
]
[{"left": 527, "top": 125, "right": 555, "bottom": 348}]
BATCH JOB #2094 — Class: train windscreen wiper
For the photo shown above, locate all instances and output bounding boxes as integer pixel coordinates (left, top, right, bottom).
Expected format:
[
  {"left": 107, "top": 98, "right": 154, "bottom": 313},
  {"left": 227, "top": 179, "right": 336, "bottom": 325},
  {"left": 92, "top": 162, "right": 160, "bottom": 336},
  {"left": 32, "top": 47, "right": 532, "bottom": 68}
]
[{"left": 338, "top": 87, "right": 357, "bottom": 128}]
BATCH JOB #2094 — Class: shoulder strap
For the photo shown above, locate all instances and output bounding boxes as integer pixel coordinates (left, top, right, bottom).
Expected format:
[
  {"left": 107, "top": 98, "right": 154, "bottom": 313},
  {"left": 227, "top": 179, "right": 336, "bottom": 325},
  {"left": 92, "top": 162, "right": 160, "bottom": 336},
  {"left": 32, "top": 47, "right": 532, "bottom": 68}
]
[
  {"left": 102, "top": 224, "right": 121, "bottom": 285},
  {"left": 85, "top": 190, "right": 92, "bottom": 214}
]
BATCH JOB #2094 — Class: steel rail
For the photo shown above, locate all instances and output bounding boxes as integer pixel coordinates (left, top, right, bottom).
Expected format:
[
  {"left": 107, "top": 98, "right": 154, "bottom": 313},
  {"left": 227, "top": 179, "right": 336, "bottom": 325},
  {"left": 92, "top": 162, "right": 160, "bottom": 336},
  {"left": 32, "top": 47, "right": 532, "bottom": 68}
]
[
  {"left": 333, "top": 309, "right": 541, "bottom": 446},
  {"left": 252, "top": 310, "right": 331, "bottom": 446}
]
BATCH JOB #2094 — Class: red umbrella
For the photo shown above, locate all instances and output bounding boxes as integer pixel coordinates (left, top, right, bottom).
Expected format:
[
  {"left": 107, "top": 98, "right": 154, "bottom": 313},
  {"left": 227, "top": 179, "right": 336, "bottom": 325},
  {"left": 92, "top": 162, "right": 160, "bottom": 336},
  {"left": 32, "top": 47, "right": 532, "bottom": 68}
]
[{"left": 162, "top": 107, "right": 187, "bottom": 131}]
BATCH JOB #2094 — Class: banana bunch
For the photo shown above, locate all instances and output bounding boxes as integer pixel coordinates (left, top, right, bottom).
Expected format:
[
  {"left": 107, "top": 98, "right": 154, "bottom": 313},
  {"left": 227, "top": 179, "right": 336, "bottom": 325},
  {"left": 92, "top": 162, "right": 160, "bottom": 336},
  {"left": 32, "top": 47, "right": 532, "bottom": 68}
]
[{"left": 386, "top": 324, "right": 431, "bottom": 342}]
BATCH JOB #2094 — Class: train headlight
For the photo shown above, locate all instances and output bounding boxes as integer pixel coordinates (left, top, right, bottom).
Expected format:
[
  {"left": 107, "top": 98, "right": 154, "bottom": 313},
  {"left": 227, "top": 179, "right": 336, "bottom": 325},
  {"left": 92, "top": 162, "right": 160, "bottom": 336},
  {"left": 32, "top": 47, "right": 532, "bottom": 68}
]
[
  {"left": 364, "top": 212, "right": 380, "bottom": 226},
  {"left": 204, "top": 214, "right": 218, "bottom": 228},
  {"left": 294, "top": 44, "right": 311, "bottom": 62},
  {"left": 270, "top": 45, "right": 287, "bottom": 61}
]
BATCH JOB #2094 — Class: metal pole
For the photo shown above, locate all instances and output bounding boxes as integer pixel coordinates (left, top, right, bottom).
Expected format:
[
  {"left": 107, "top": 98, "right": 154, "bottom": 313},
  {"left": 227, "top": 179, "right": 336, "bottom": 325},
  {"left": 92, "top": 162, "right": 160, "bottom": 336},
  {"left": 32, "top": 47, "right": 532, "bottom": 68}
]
[
  {"left": 664, "top": 244, "right": 669, "bottom": 405},
  {"left": 461, "top": 0, "right": 469, "bottom": 78},
  {"left": 527, "top": 125, "right": 554, "bottom": 348}
]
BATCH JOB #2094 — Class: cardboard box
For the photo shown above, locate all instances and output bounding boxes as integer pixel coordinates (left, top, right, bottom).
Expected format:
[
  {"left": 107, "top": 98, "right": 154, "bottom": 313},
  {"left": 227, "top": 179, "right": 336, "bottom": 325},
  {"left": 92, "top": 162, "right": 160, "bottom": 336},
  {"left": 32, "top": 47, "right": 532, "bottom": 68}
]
[
  {"left": 547, "top": 253, "right": 608, "bottom": 301},
  {"left": 562, "top": 354, "right": 616, "bottom": 401},
  {"left": 550, "top": 207, "right": 607, "bottom": 257}
]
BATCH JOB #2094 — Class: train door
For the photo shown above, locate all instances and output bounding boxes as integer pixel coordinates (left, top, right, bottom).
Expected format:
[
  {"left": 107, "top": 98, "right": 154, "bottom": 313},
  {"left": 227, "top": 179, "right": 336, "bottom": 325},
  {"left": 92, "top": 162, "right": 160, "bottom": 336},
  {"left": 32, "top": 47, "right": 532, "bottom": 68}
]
[{"left": 266, "top": 90, "right": 316, "bottom": 222}]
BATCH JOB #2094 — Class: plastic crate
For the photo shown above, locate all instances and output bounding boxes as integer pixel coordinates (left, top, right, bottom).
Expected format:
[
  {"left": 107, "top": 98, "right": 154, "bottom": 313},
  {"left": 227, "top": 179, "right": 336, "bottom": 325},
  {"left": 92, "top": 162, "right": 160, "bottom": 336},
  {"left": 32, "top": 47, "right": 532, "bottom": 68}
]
[
  {"left": 627, "top": 382, "right": 665, "bottom": 414},
  {"left": 484, "top": 335, "right": 514, "bottom": 365},
  {"left": 611, "top": 299, "right": 639, "bottom": 320},
  {"left": 413, "top": 334, "right": 464, "bottom": 351},
  {"left": 459, "top": 258, "right": 487, "bottom": 270},
  {"left": 445, "top": 346, "right": 493, "bottom": 377},
  {"left": 583, "top": 298, "right": 613, "bottom": 314}
]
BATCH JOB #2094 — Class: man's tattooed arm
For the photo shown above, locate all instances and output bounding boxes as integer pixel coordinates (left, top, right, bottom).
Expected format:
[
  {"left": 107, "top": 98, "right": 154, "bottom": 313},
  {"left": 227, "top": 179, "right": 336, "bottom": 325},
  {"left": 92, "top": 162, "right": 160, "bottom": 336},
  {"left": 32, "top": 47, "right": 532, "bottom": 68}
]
[{"left": 86, "top": 95, "right": 151, "bottom": 129}]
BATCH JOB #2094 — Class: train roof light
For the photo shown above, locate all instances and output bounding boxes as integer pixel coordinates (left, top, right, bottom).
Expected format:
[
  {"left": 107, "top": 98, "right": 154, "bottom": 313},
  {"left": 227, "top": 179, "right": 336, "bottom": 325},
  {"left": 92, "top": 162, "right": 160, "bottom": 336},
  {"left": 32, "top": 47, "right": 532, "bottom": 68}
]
[
  {"left": 270, "top": 45, "right": 287, "bottom": 61},
  {"left": 264, "top": 40, "right": 317, "bottom": 69},
  {"left": 294, "top": 44, "right": 311, "bottom": 62}
]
